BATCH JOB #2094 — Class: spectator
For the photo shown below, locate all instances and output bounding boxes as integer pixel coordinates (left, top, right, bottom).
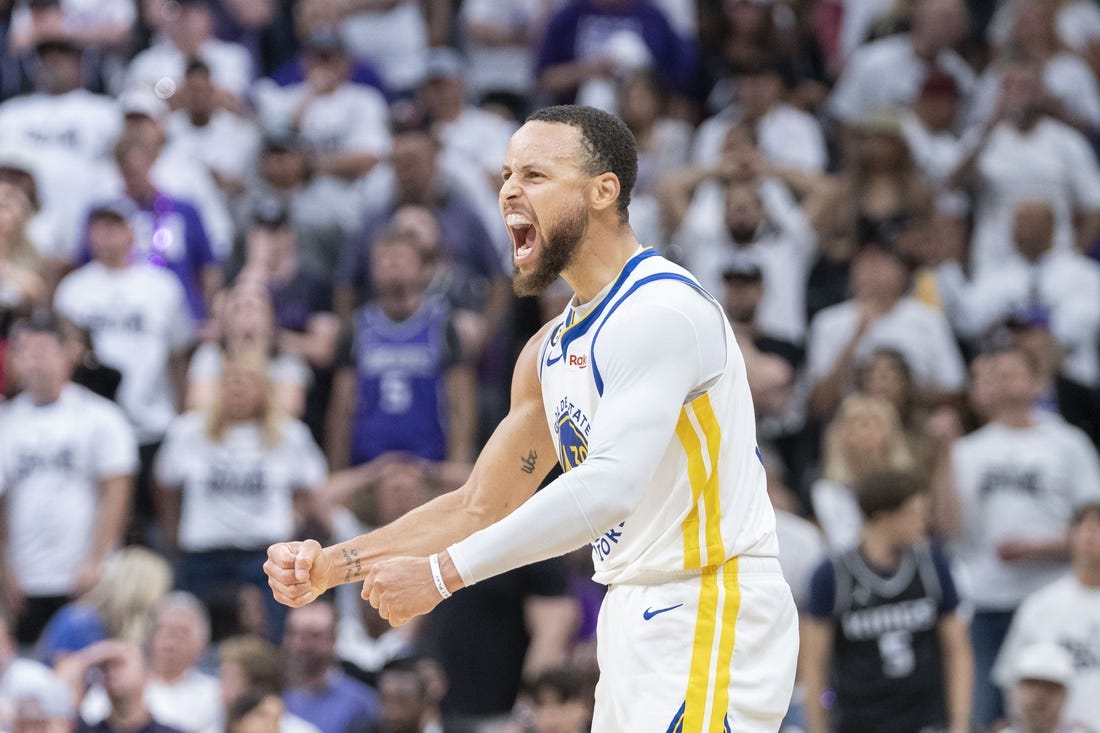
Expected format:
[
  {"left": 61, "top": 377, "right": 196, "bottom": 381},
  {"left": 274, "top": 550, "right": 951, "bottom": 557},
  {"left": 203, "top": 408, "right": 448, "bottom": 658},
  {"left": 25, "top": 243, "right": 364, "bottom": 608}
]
[
  {"left": 327, "top": 231, "right": 477, "bottom": 468},
  {"left": 96, "top": 131, "right": 222, "bottom": 323},
  {"left": 7, "top": 0, "right": 135, "bottom": 57},
  {"left": 0, "top": 181, "right": 48, "bottom": 324},
  {"left": 338, "top": 118, "right": 510, "bottom": 347},
  {"left": 460, "top": 0, "right": 553, "bottom": 118},
  {"left": 215, "top": 635, "right": 321, "bottom": 733},
  {"left": 812, "top": 394, "right": 916, "bottom": 550},
  {"left": 282, "top": 603, "right": 380, "bottom": 733},
  {"left": 525, "top": 665, "right": 591, "bottom": 733},
  {"left": 615, "top": 69, "right": 691, "bottom": 248},
  {"left": 0, "top": 612, "right": 64, "bottom": 728},
  {"left": 938, "top": 199, "right": 1100, "bottom": 389},
  {"left": 187, "top": 280, "right": 310, "bottom": 419},
  {"left": 126, "top": 0, "right": 252, "bottom": 102},
  {"left": 806, "top": 241, "right": 966, "bottom": 421},
  {"left": 994, "top": 503, "right": 1100, "bottom": 727},
  {"left": 662, "top": 131, "right": 824, "bottom": 346},
  {"left": 949, "top": 58, "right": 1100, "bottom": 277},
  {"left": 325, "top": 0, "right": 437, "bottom": 95},
  {"left": 251, "top": 30, "right": 390, "bottom": 188},
  {"left": 0, "top": 37, "right": 123, "bottom": 257},
  {"left": 57, "top": 640, "right": 184, "bottom": 733},
  {"left": 534, "top": 0, "right": 695, "bottom": 110},
  {"left": 693, "top": 55, "right": 827, "bottom": 174},
  {"left": 7, "top": 669, "right": 77, "bottom": 733},
  {"left": 36, "top": 547, "right": 171, "bottom": 667},
  {"left": 969, "top": 2, "right": 1100, "bottom": 135},
  {"left": 898, "top": 70, "right": 968, "bottom": 191},
  {"left": 226, "top": 688, "right": 285, "bottom": 733},
  {"left": 988, "top": 0, "right": 1100, "bottom": 77},
  {"left": 266, "top": 7, "right": 387, "bottom": 96},
  {"left": 53, "top": 200, "right": 193, "bottom": 545},
  {"left": 361, "top": 659, "right": 433, "bottom": 733},
  {"left": 154, "top": 349, "right": 327, "bottom": 640},
  {"left": 827, "top": 0, "right": 973, "bottom": 127},
  {"left": 0, "top": 312, "right": 137, "bottom": 647},
  {"left": 933, "top": 345, "right": 1100, "bottom": 726},
  {"left": 999, "top": 642, "right": 1095, "bottom": 733},
  {"left": 802, "top": 469, "right": 973, "bottom": 733},
  {"left": 165, "top": 60, "right": 261, "bottom": 199}
]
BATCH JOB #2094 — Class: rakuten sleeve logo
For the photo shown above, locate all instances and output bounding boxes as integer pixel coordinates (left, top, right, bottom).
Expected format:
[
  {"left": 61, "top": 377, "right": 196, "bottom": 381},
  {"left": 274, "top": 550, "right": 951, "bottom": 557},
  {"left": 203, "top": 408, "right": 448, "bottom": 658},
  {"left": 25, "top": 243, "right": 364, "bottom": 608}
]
[{"left": 568, "top": 353, "right": 587, "bottom": 369}]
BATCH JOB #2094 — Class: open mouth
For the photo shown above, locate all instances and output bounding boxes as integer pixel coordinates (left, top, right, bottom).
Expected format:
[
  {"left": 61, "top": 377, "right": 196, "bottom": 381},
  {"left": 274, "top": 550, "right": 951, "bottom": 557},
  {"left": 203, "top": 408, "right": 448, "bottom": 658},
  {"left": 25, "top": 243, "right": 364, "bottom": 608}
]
[{"left": 506, "top": 213, "right": 538, "bottom": 263}]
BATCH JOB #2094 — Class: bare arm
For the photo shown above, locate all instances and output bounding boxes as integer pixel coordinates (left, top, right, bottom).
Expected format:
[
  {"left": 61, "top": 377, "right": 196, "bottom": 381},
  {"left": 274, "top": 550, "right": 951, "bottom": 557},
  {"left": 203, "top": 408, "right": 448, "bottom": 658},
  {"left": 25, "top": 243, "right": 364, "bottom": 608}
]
[
  {"left": 310, "top": 153, "right": 382, "bottom": 181},
  {"left": 655, "top": 164, "right": 721, "bottom": 238},
  {"left": 280, "top": 313, "right": 341, "bottom": 369},
  {"left": 930, "top": 449, "right": 964, "bottom": 541},
  {"left": 75, "top": 474, "right": 133, "bottom": 594},
  {"left": 154, "top": 484, "right": 182, "bottom": 555},
  {"left": 521, "top": 594, "right": 580, "bottom": 681},
  {"left": 0, "top": 499, "right": 25, "bottom": 615},
  {"left": 267, "top": 323, "right": 558, "bottom": 604},
  {"left": 807, "top": 309, "right": 875, "bottom": 420},
  {"left": 800, "top": 617, "right": 834, "bottom": 733},
  {"left": 445, "top": 365, "right": 478, "bottom": 464},
  {"left": 326, "top": 368, "right": 358, "bottom": 471},
  {"left": 169, "top": 352, "right": 190, "bottom": 413},
  {"left": 938, "top": 612, "right": 974, "bottom": 733},
  {"left": 537, "top": 57, "right": 614, "bottom": 96},
  {"left": 1075, "top": 209, "right": 1100, "bottom": 254}
]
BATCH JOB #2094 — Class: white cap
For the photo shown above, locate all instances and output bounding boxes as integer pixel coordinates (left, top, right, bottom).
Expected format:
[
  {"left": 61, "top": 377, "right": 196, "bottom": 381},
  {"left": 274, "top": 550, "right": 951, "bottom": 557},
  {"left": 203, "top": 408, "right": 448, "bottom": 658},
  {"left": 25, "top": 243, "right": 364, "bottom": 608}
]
[
  {"left": 10, "top": 672, "right": 75, "bottom": 721},
  {"left": 1013, "top": 642, "right": 1075, "bottom": 686}
]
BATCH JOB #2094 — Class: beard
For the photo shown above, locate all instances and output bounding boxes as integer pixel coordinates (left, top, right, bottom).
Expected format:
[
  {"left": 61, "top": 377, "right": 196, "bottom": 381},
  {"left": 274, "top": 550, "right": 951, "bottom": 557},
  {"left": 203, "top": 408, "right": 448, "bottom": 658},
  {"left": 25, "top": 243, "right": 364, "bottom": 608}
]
[{"left": 512, "top": 203, "right": 587, "bottom": 297}]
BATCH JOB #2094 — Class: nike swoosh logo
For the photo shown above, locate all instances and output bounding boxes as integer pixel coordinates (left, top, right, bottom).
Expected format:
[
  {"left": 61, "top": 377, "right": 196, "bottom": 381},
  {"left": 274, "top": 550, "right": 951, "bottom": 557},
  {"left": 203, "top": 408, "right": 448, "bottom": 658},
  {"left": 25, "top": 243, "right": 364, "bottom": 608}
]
[
  {"left": 546, "top": 352, "right": 563, "bottom": 366},
  {"left": 643, "top": 603, "right": 683, "bottom": 620}
]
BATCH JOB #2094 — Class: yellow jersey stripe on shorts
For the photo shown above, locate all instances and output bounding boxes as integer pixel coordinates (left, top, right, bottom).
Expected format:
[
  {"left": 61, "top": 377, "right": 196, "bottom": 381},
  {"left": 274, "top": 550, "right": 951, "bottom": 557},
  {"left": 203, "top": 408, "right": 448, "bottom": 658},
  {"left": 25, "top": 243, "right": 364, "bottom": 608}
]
[
  {"left": 685, "top": 566, "right": 720, "bottom": 731},
  {"left": 710, "top": 558, "right": 742, "bottom": 729}
]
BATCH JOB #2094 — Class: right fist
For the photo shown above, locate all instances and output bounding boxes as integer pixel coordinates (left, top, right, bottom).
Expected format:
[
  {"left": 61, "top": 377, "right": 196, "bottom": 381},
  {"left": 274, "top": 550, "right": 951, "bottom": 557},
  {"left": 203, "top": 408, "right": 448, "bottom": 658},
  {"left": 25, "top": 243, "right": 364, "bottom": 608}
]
[{"left": 264, "top": 539, "right": 330, "bottom": 607}]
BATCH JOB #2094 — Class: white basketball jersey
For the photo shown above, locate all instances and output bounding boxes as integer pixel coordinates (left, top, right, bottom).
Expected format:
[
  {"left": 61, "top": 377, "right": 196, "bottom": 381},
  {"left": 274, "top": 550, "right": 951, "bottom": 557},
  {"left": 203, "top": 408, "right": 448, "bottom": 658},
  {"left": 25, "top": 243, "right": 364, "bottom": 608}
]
[{"left": 537, "top": 249, "right": 779, "bottom": 585}]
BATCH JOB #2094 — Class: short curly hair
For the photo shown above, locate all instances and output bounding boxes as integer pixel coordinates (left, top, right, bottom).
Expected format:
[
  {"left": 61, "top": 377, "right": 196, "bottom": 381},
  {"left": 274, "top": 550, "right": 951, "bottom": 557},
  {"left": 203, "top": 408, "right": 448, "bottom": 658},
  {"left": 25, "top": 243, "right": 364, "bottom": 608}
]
[{"left": 527, "top": 105, "right": 638, "bottom": 221}]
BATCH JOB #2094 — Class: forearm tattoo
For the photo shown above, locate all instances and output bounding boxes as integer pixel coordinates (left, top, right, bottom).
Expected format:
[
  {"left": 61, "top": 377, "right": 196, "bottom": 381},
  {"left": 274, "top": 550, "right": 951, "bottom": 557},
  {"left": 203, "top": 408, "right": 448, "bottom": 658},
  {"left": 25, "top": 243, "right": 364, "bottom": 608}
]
[
  {"left": 520, "top": 449, "right": 538, "bottom": 474},
  {"left": 342, "top": 547, "right": 362, "bottom": 583}
]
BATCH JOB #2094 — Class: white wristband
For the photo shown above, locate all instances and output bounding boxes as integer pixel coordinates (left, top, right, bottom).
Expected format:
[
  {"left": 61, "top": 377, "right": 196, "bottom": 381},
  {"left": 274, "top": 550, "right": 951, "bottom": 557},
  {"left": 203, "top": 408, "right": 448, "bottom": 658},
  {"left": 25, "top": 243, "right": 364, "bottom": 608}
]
[{"left": 429, "top": 553, "right": 452, "bottom": 600}]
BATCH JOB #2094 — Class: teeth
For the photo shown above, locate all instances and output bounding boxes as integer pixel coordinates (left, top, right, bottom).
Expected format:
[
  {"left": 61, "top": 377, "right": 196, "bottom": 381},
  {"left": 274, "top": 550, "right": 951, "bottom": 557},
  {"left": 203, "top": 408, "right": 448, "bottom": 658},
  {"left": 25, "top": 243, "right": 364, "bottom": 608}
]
[{"left": 506, "top": 214, "right": 532, "bottom": 228}]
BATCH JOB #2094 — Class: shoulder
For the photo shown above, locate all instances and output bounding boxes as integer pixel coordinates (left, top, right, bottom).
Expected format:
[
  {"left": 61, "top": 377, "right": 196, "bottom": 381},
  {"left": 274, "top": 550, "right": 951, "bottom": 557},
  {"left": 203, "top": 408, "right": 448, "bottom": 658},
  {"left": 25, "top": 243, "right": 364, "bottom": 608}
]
[
  {"left": 851, "top": 35, "right": 909, "bottom": 65},
  {"left": 65, "top": 385, "right": 127, "bottom": 421}
]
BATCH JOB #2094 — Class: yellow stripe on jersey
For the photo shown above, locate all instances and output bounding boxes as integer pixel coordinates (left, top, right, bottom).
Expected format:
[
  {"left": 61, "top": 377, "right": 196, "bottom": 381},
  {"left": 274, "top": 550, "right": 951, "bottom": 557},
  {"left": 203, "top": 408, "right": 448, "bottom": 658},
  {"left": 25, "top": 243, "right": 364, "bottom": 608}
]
[
  {"left": 685, "top": 566, "right": 720, "bottom": 731},
  {"left": 710, "top": 559, "right": 742, "bottom": 730},
  {"left": 675, "top": 406, "right": 707, "bottom": 569},
  {"left": 693, "top": 394, "right": 725, "bottom": 567}
]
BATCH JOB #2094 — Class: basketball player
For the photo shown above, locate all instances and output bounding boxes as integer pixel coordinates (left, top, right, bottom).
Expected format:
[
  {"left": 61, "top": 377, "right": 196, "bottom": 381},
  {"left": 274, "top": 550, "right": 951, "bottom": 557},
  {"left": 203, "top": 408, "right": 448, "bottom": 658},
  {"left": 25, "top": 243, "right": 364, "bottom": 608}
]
[{"left": 265, "top": 105, "right": 798, "bottom": 730}]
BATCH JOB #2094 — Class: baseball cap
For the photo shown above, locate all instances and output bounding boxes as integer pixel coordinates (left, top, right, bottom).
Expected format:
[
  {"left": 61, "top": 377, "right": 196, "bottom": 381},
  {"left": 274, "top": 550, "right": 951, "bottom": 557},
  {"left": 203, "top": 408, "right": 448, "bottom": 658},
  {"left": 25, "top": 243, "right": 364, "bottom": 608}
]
[
  {"left": 119, "top": 87, "right": 168, "bottom": 120},
  {"left": 10, "top": 673, "right": 75, "bottom": 721},
  {"left": 721, "top": 253, "right": 763, "bottom": 282},
  {"left": 302, "top": 27, "right": 346, "bottom": 57},
  {"left": 424, "top": 47, "right": 467, "bottom": 81},
  {"left": 88, "top": 198, "right": 137, "bottom": 223},
  {"left": 1013, "top": 642, "right": 1075, "bottom": 686},
  {"left": 250, "top": 196, "right": 290, "bottom": 229},
  {"left": 35, "top": 35, "right": 82, "bottom": 57},
  {"left": 920, "top": 70, "right": 960, "bottom": 99}
]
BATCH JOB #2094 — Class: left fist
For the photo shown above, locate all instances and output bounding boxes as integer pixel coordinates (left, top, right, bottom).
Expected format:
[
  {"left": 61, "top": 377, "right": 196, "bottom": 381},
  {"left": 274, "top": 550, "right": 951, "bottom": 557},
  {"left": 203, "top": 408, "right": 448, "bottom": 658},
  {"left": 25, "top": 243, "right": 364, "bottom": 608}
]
[{"left": 362, "top": 556, "right": 443, "bottom": 627}]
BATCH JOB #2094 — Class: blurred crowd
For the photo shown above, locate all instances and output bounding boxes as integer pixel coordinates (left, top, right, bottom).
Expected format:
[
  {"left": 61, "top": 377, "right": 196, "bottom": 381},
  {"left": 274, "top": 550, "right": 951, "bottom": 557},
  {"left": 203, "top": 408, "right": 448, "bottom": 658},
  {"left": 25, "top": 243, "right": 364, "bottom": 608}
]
[{"left": 0, "top": 0, "right": 1100, "bottom": 731}]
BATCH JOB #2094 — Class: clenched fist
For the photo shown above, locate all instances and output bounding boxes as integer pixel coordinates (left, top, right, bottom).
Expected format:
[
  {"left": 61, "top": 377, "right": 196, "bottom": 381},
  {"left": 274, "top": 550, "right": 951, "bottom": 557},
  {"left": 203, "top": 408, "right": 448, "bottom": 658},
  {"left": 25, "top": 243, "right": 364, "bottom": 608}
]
[{"left": 264, "top": 540, "right": 331, "bottom": 607}]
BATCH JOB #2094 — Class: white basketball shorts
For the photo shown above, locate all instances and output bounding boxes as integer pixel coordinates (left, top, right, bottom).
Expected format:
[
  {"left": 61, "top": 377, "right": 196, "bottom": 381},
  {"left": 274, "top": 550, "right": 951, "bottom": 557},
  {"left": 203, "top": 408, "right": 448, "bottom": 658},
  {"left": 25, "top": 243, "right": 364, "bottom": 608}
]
[{"left": 591, "top": 556, "right": 799, "bottom": 732}]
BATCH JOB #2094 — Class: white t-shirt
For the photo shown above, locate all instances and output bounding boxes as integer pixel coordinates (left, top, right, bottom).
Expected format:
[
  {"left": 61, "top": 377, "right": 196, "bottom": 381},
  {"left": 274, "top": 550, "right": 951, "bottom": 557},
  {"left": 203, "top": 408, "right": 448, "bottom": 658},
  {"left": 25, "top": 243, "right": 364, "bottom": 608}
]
[
  {"left": 164, "top": 109, "right": 261, "bottom": 185},
  {"left": 993, "top": 574, "right": 1100, "bottom": 727},
  {"left": 968, "top": 54, "right": 1100, "bottom": 132},
  {"left": 188, "top": 344, "right": 311, "bottom": 391},
  {"left": 127, "top": 38, "right": 253, "bottom": 99},
  {"left": 340, "top": 1, "right": 428, "bottom": 92},
  {"left": 461, "top": 0, "right": 546, "bottom": 96},
  {"left": 971, "top": 118, "right": 1100, "bottom": 276},
  {"left": 252, "top": 81, "right": 390, "bottom": 169},
  {"left": 827, "top": 34, "right": 975, "bottom": 125},
  {"left": 146, "top": 670, "right": 221, "bottom": 733},
  {"left": 154, "top": 412, "right": 326, "bottom": 551},
  {"left": 54, "top": 262, "right": 194, "bottom": 444},
  {"left": 435, "top": 106, "right": 516, "bottom": 182},
  {"left": 775, "top": 508, "right": 826, "bottom": 609},
  {"left": 692, "top": 103, "right": 828, "bottom": 173},
  {"left": 0, "top": 385, "right": 137, "bottom": 596},
  {"left": 679, "top": 178, "right": 818, "bottom": 344},
  {"left": 938, "top": 250, "right": 1100, "bottom": 387},
  {"left": 950, "top": 418, "right": 1100, "bottom": 610},
  {"left": 0, "top": 89, "right": 121, "bottom": 162},
  {"left": 806, "top": 296, "right": 967, "bottom": 392},
  {"left": 810, "top": 478, "right": 863, "bottom": 553}
]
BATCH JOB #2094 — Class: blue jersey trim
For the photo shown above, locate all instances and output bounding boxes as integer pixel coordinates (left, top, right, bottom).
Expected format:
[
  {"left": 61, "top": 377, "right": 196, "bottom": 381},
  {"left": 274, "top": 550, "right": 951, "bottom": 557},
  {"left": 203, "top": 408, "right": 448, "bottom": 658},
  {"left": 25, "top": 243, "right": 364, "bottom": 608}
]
[
  {"left": 590, "top": 272, "right": 713, "bottom": 396},
  {"left": 556, "top": 248, "right": 659, "bottom": 363}
]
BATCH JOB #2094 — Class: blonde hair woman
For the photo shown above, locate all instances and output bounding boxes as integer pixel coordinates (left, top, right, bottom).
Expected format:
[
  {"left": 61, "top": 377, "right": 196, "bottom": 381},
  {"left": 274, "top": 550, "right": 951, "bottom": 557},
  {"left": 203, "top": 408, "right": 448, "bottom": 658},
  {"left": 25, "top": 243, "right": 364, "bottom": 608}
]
[
  {"left": 155, "top": 350, "right": 327, "bottom": 639},
  {"left": 812, "top": 394, "right": 916, "bottom": 549},
  {"left": 37, "top": 547, "right": 172, "bottom": 664}
]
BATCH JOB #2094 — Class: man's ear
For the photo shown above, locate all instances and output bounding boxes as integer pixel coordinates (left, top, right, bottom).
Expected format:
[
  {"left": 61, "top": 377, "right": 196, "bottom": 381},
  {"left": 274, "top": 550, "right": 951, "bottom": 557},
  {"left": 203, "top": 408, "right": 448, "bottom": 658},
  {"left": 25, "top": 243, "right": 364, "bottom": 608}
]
[{"left": 588, "top": 172, "right": 621, "bottom": 213}]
